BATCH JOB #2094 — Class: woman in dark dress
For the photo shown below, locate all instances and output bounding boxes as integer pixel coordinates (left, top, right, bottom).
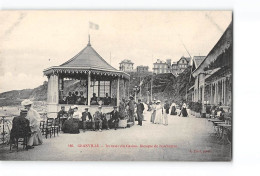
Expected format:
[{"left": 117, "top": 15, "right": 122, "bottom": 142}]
[
  {"left": 170, "top": 102, "right": 177, "bottom": 115},
  {"left": 62, "top": 106, "right": 80, "bottom": 134},
  {"left": 179, "top": 103, "right": 188, "bottom": 117}
]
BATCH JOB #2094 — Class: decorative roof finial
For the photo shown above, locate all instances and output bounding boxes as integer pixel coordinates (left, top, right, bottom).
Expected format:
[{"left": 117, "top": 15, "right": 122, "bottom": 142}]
[{"left": 88, "top": 34, "right": 91, "bottom": 46}]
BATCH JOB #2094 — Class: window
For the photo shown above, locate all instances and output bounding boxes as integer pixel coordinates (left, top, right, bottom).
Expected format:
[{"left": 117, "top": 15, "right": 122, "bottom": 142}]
[
  {"left": 90, "top": 80, "right": 111, "bottom": 97},
  {"left": 182, "top": 60, "right": 185, "bottom": 63},
  {"left": 99, "top": 81, "right": 111, "bottom": 97}
]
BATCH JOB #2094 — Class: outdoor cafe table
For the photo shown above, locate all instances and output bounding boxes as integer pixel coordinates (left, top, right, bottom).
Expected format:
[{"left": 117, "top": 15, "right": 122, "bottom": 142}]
[
  {"left": 207, "top": 119, "right": 224, "bottom": 138},
  {"left": 213, "top": 121, "right": 226, "bottom": 138},
  {"left": 208, "top": 119, "right": 223, "bottom": 122}
]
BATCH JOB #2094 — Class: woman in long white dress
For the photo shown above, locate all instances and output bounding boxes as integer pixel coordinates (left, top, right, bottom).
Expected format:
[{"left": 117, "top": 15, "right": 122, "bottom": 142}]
[
  {"left": 150, "top": 101, "right": 156, "bottom": 123},
  {"left": 154, "top": 100, "right": 163, "bottom": 124},
  {"left": 21, "top": 99, "right": 43, "bottom": 149}
]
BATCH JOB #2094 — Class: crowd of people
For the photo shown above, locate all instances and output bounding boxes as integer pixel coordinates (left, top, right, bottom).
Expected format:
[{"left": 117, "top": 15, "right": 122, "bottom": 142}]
[
  {"left": 149, "top": 99, "right": 188, "bottom": 126},
  {"left": 59, "top": 105, "right": 121, "bottom": 133},
  {"left": 207, "top": 102, "right": 232, "bottom": 120},
  {"left": 58, "top": 95, "right": 145, "bottom": 133},
  {"left": 59, "top": 92, "right": 113, "bottom": 106},
  {"left": 7, "top": 96, "right": 231, "bottom": 153}
]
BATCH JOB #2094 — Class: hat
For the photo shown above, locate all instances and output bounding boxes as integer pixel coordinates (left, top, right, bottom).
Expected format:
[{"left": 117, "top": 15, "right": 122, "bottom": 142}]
[
  {"left": 138, "top": 99, "right": 141, "bottom": 101},
  {"left": 98, "top": 106, "right": 102, "bottom": 109},
  {"left": 21, "top": 99, "right": 33, "bottom": 106},
  {"left": 20, "top": 108, "right": 28, "bottom": 114},
  {"left": 72, "top": 105, "right": 78, "bottom": 109},
  {"left": 61, "top": 106, "right": 65, "bottom": 108},
  {"left": 85, "top": 107, "right": 89, "bottom": 110},
  {"left": 156, "top": 100, "right": 161, "bottom": 103}
]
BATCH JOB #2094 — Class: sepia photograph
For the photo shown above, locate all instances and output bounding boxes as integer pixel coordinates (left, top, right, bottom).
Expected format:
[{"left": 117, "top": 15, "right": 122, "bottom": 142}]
[{"left": 0, "top": 10, "right": 232, "bottom": 161}]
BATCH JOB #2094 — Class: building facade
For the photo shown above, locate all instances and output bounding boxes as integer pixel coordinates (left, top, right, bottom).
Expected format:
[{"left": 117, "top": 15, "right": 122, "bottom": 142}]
[
  {"left": 153, "top": 59, "right": 171, "bottom": 74},
  {"left": 153, "top": 57, "right": 191, "bottom": 75},
  {"left": 171, "top": 56, "right": 191, "bottom": 75},
  {"left": 119, "top": 59, "right": 134, "bottom": 72},
  {"left": 136, "top": 65, "right": 149, "bottom": 73},
  {"left": 191, "top": 22, "right": 232, "bottom": 109}
]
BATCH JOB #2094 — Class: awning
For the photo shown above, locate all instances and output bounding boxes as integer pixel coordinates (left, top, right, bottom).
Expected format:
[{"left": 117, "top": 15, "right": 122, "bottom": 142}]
[{"left": 204, "top": 67, "right": 221, "bottom": 80}]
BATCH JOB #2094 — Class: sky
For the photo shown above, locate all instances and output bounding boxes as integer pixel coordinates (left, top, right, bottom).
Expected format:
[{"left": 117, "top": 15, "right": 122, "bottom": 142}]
[{"left": 0, "top": 11, "right": 232, "bottom": 93}]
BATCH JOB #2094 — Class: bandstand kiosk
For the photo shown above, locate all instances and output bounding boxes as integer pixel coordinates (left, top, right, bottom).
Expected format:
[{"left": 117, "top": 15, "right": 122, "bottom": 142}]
[{"left": 43, "top": 38, "right": 130, "bottom": 117}]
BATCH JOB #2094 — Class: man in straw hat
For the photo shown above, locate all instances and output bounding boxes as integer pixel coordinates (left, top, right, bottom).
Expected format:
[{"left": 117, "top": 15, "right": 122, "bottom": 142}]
[
  {"left": 93, "top": 106, "right": 104, "bottom": 132},
  {"left": 21, "top": 99, "right": 43, "bottom": 148}
]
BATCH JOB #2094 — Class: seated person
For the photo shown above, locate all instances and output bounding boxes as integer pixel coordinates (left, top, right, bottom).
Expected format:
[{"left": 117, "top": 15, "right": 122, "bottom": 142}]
[
  {"left": 97, "top": 97, "right": 103, "bottom": 106},
  {"left": 218, "top": 108, "right": 225, "bottom": 121},
  {"left": 103, "top": 93, "right": 111, "bottom": 105},
  {"left": 76, "top": 91, "right": 86, "bottom": 105},
  {"left": 81, "top": 107, "right": 92, "bottom": 132},
  {"left": 67, "top": 106, "right": 74, "bottom": 118},
  {"left": 93, "top": 106, "right": 109, "bottom": 131},
  {"left": 72, "top": 105, "right": 81, "bottom": 121},
  {"left": 10, "top": 109, "right": 31, "bottom": 147},
  {"left": 67, "top": 92, "right": 74, "bottom": 104},
  {"left": 59, "top": 96, "right": 67, "bottom": 104},
  {"left": 73, "top": 91, "right": 79, "bottom": 104},
  {"left": 90, "top": 93, "right": 99, "bottom": 105},
  {"left": 108, "top": 106, "right": 120, "bottom": 130},
  {"left": 57, "top": 106, "right": 68, "bottom": 127}
]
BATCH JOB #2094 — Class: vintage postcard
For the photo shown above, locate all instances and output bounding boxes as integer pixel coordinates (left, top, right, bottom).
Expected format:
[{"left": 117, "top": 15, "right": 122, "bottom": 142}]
[{"left": 0, "top": 11, "right": 232, "bottom": 161}]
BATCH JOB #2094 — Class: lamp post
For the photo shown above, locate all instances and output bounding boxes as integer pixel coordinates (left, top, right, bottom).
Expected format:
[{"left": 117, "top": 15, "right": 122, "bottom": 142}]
[
  {"left": 147, "top": 91, "right": 150, "bottom": 103},
  {"left": 139, "top": 76, "right": 142, "bottom": 99},
  {"left": 133, "top": 86, "right": 138, "bottom": 102}
]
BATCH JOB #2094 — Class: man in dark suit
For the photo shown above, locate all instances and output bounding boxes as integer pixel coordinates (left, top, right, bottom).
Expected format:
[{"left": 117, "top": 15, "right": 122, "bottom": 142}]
[
  {"left": 137, "top": 99, "right": 144, "bottom": 126},
  {"left": 104, "top": 93, "right": 111, "bottom": 105},
  {"left": 128, "top": 96, "right": 135, "bottom": 123},
  {"left": 91, "top": 93, "right": 98, "bottom": 105},
  {"left": 108, "top": 106, "right": 120, "bottom": 130},
  {"left": 81, "top": 107, "right": 92, "bottom": 132},
  {"left": 10, "top": 109, "right": 31, "bottom": 149}
]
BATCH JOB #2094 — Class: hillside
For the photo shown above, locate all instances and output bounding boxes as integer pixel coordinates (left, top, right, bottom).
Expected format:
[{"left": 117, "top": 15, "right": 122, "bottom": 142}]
[{"left": 135, "top": 67, "right": 194, "bottom": 105}]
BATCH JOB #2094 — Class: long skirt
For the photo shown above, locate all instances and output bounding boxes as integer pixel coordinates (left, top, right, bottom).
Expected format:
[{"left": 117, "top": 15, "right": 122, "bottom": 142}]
[
  {"left": 170, "top": 106, "right": 176, "bottom": 115},
  {"left": 181, "top": 108, "right": 188, "bottom": 117},
  {"left": 128, "top": 109, "right": 135, "bottom": 123},
  {"left": 154, "top": 111, "right": 162, "bottom": 124},
  {"left": 28, "top": 128, "right": 43, "bottom": 146},
  {"left": 62, "top": 119, "right": 80, "bottom": 134},
  {"left": 150, "top": 111, "right": 156, "bottom": 123}
]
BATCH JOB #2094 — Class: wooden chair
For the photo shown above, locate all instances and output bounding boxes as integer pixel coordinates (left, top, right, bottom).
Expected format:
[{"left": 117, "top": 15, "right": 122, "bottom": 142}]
[
  {"left": 44, "top": 118, "right": 54, "bottom": 139},
  {"left": 40, "top": 121, "right": 45, "bottom": 135},
  {"left": 10, "top": 135, "right": 28, "bottom": 152},
  {"left": 52, "top": 118, "right": 60, "bottom": 137}
]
